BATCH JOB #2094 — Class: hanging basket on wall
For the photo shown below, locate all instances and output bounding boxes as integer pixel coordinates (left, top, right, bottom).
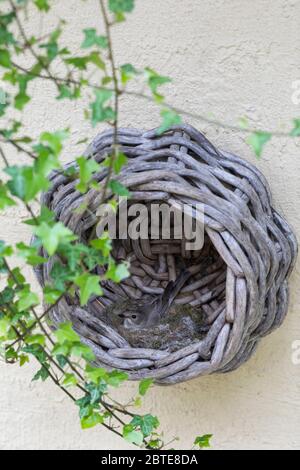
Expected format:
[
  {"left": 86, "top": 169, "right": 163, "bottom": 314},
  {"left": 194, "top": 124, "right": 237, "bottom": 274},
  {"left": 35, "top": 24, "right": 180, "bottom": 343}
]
[{"left": 34, "top": 124, "right": 297, "bottom": 385}]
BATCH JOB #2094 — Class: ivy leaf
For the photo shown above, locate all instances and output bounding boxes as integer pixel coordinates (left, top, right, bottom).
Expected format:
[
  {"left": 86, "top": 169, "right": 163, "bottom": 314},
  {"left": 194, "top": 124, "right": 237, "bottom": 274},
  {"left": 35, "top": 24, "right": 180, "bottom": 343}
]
[
  {"left": 25, "top": 335, "right": 46, "bottom": 347},
  {"left": 113, "top": 152, "right": 128, "bottom": 174},
  {"left": 158, "top": 109, "right": 182, "bottom": 134},
  {"left": 120, "top": 63, "right": 138, "bottom": 85},
  {"left": 194, "top": 434, "right": 213, "bottom": 449},
  {"left": 123, "top": 424, "right": 144, "bottom": 446},
  {"left": 32, "top": 364, "right": 50, "bottom": 382},
  {"left": 85, "top": 365, "right": 108, "bottom": 384},
  {"left": 139, "top": 378, "right": 153, "bottom": 396},
  {"left": 291, "top": 119, "right": 300, "bottom": 137},
  {"left": 16, "top": 242, "right": 47, "bottom": 266},
  {"left": 106, "top": 261, "right": 130, "bottom": 283},
  {"left": 25, "top": 205, "right": 55, "bottom": 227},
  {"left": 109, "top": 0, "right": 135, "bottom": 13},
  {"left": 71, "top": 343, "right": 95, "bottom": 362},
  {"left": 247, "top": 132, "right": 272, "bottom": 158},
  {"left": 34, "top": 222, "right": 77, "bottom": 256},
  {"left": 76, "top": 156, "right": 100, "bottom": 193},
  {"left": 63, "top": 373, "right": 78, "bottom": 387},
  {"left": 144, "top": 68, "right": 171, "bottom": 102},
  {"left": 130, "top": 414, "right": 160, "bottom": 437},
  {"left": 82, "top": 29, "right": 108, "bottom": 49},
  {"left": 74, "top": 273, "right": 103, "bottom": 306},
  {"left": 5, "top": 166, "right": 50, "bottom": 202},
  {"left": 90, "top": 232, "right": 112, "bottom": 257},
  {"left": 0, "top": 183, "right": 15, "bottom": 210},
  {"left": 0, "top": 316, "right": 11, "bottom": 339},
  {"left": 40, "top": 130, "right": 69, "bottom": 156},
  {"left": 65, "top": 53, "right": 105, "bottom": 71},
  {"left": 0, "top": 49, "right": 11, "bottom": 68},
  {"left": 54, "top": 322, "right": 80, "bottom": 345},
  {"left": 34, "top": 0, "right": 50, "bottom": 11},
  {"left": 43, "top": 286, "right": 62, "bottom": 305},
  {"left": 90, "top": 90, "right": 115, "bottom": 126},
  {"left": 109, "top": 179, "right": 131, "bottom": 197},
  {"left": 17, "top": 288, "right": 39, "bottom": 312},
  {"left": 107, "top": 370, "right": 128, "bottom": 387},
  {"left": 57, "top": 85, "right": 81, "bottom": 101},
  {"left": 81, "top": 412, "right": 104, "bottom": 430}
]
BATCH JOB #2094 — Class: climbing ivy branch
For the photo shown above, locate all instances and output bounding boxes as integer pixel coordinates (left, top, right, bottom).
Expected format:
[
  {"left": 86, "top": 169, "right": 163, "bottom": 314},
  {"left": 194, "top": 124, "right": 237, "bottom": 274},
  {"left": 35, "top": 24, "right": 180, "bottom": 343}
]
[
  {"left": 0, "top": 0, "right": 298, "bottom": 450},
  {"left": 0, "top": 0, "right": 213, "bottom": 450}
]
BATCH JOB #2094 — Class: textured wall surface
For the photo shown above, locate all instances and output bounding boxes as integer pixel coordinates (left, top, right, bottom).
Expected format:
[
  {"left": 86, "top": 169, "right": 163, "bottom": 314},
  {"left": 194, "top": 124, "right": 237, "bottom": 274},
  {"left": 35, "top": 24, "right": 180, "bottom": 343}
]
[{"left": 0, "top": 0, "right": 300, "bottom": 450}]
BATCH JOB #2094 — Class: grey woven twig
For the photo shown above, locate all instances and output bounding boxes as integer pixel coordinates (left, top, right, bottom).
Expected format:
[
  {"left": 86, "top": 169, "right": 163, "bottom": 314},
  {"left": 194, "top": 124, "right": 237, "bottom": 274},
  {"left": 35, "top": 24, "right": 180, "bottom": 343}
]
[{"left": 33, "top": 124, "right": 297, "bottom": 385}]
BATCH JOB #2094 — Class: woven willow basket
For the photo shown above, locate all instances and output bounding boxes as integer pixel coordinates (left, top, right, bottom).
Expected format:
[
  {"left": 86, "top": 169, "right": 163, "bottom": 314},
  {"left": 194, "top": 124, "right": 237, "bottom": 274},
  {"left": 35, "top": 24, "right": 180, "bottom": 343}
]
[{"left": 34, "top": 124, "right": 297, "bottom": 385}]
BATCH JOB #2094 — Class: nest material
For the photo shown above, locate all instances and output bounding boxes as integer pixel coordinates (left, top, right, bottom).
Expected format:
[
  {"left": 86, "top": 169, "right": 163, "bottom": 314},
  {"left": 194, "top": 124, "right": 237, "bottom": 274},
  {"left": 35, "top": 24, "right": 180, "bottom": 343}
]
[{"left": 34, "top": 124, "right": 297, "bottom": 385}]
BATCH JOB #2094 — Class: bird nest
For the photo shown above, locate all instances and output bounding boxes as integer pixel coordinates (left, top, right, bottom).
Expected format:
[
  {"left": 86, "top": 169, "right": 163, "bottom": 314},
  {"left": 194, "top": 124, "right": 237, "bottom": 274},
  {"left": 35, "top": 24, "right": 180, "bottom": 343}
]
[{"left": 34, "top": 124, "right": 297, "bottom": 385}]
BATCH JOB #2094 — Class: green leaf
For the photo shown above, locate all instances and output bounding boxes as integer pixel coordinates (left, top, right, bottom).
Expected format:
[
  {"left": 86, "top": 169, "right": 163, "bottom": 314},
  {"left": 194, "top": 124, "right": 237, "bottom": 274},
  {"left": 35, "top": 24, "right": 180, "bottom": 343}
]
[
  {"left": 247, "top": 132, "right": 272, "bottom": 158},
  {"left": 54, "top": 322, "right": 81, "bottom": 345},
  {"left": 131, "top": 414, "right": 160, "bottom": 437},
  {"left": 81, "top": 411, "right": 104, "bottom": 429},
  {"left": 43, "top": 286, "right": 62, "bottom": 304},
  {"left": 120, "top": 63, "right": 138, "bottom": 85},
  {"left": 17, "top": 289, "right": 39, "bottom": 312},
  {"left": 63, "top": 373, "right": 78, "bottom": 387},
  {"left": 32, "top": 364, "right": 50, "bottom": 382},
  {"left": 71, "top": 343, "right": 95, "bottom": 362},
  {"left": 16, "top": 242, "right": 47, "bottom": 266},
  {"left": 194, "top": 434, "right": 213, "bottom": 449},
  {"left": 139, "top": 378, "right": 153, "bottom": 396},
  {"left": 90, "top": 89, "right": 115, "bottom": 126},
  {"left": 25, "top": 335, "right": 46, "bottom": 346},
  {"left": 5, "top": 165, "right": 50, "bottom": 202},
  {"left": 107, "top": 370, "right": 128, "bottom": 387},
  {"left": 0, "top": 183, "right": 15, "bottom": 210},
  {"left": 158, "top": 109, "right": 182, "bottom": 134},
  {"left": 85, "top": 365, "right": 107, "bottom": 384},
  {"left": 40, "top": 130, "right": 69, "bottom": 156},
  {"left": 0, "top": 49, "right": 11, "bottom": 68},
  {"left": 123, "top": 425, "right": 144, "bottom": 446},
  {"left": 82, "top": 29, "right": 108, "bottom": 49},
  {"left": 0, "top": 316, "right": 11, "bottom": 339},
  {"left": 74, "top": 273, "right": 103, "bottom": 306},
  {"left": 109, "top": 180, "right": 131, "bottom": 197},
  {"left": 34, "top": 0, "right": 50, "bottom": 11},
  {"left": 113, "top": 152, "right": 128, "bottom": 174},
  {"left": 57, "top": 85, "right": 81, "bottom": 101},
  {"left": 65, "top": 53, "right": 105, "bottom": 71},
  {"left": 90, "top": 232, "right": 112, "bottom": 257},
  {"left": 34, "top": 222, "right": 77, "bottom": 256},
  {"left": 291, "top": 119, "right": 300, "bottom": 137},
  {"left": 76, "top": 156, "right": 100, "bottom": 193},
  {"left": 106, "top": 261, "right": 130, "bottom": 283},
  {"left": 109, "top": 0, "right": 135, "bottom": 13},
  {"left": 144, "top": 68, "right": 171, "bottom": 101}
]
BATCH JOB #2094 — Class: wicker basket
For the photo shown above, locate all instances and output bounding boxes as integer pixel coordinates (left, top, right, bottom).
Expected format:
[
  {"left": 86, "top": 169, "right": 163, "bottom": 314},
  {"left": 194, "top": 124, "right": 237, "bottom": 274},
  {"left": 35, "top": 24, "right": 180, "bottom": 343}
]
[{"left": 34, "top": 124, "right": 297, "bottom": 385}]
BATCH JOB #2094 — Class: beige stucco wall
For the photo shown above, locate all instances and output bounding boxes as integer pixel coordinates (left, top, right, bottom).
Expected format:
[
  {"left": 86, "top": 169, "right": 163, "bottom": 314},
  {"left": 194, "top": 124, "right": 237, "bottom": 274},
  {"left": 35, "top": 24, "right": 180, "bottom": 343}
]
[{"left": 1, "top": 0, "right": 300, "bottom": 450}]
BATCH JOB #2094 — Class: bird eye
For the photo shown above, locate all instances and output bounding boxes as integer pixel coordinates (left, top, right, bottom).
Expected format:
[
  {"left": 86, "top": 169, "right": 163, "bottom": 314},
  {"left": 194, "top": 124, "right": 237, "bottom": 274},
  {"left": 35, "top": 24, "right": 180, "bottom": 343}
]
[{"left": 131, "top": 314, "right": 137, "bottom": 319}]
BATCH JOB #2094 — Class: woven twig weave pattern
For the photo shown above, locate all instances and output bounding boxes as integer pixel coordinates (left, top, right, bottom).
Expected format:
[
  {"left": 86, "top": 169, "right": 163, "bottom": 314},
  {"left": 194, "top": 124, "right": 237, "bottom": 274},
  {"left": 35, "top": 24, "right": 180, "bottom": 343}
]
[{"left": 34, "top": 124, "right": 297, "bottom": 385}]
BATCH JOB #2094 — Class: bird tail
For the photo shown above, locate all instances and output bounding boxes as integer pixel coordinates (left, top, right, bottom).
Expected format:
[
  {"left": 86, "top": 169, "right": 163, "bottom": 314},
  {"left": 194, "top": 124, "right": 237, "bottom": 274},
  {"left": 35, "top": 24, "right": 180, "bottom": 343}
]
[{"left": 161, "top": 269, "right": 192, "bottom": 315}]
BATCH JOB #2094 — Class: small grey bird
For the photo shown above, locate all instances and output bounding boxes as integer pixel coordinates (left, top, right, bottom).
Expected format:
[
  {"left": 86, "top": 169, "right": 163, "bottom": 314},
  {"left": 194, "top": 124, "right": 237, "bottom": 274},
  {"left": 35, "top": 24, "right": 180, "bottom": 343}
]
[{"left": 114, "top": 269, "right": 193, "bottom": 330}]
